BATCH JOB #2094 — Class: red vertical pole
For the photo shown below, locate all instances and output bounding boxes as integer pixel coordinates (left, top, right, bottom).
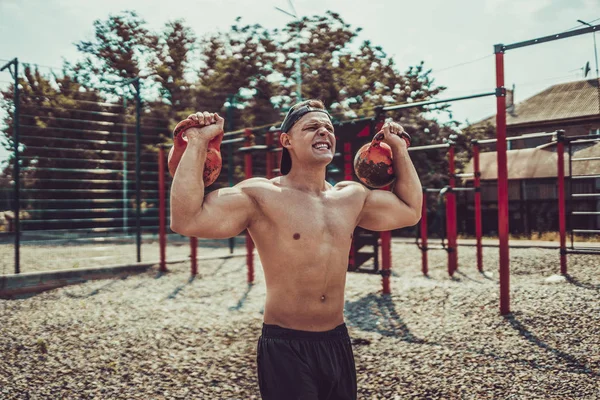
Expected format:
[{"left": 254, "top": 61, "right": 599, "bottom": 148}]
[
  {"left": 158, "top": 146, "right": 167, "bottom": 273},
  {"left": 381, "top": 230, "right": 391, "bottom": 294},
  {"left": 266, "top": 130, "right": 274, "bottom": 180},
  {"left": 473, "top": 142, "right": 483, "bottom": 272},
  {"left": 556, "top": 131, "right": 567, "bottom": 275},
  {"left": 190, "top": 237, "right": 198, "bottom": 275},
  {"left": 495, "top": 45, "right": 510, "bottom": 315},
  {"left": 447, "top": 144, "right": 458, "bottom": 276},
  {"left": 275, "top": 130, "right": 282, "bottom": 176},
  {"left": 344, "top": 142, "right": 355, "bottom": 271},
  {"left": 420, "top": 189, "right": 428, "bottom": 276},
  {"left": 244, "top": 129, "right": 255, "bottom": 284}
]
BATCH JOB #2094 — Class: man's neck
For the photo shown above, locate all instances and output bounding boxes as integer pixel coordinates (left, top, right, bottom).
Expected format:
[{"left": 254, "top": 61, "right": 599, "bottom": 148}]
[{"left": 283, "top": 167, "right": 327, "bottom": 194}]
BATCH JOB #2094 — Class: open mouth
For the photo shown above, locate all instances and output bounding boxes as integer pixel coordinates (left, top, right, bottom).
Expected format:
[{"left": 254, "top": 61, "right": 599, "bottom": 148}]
[{"left": 312, "top": 142, "right": 331, "bottom": 151}]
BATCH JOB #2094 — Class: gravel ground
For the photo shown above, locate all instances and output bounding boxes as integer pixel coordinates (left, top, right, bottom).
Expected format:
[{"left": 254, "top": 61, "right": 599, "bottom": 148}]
[{"left": 0, "top": 242, "right": 599, "bottom": 399}]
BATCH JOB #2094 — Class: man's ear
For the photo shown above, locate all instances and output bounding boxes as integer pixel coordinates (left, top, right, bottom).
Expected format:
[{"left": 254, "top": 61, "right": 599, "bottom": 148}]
[{"left": 280, "top": 132, "right": 291, "bottom": 148}]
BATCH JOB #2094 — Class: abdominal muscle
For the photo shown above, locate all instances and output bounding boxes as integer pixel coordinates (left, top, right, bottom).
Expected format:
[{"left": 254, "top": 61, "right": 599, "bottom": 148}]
[{"left": 254, "top": 238, "right": 351, "bottom": 332}]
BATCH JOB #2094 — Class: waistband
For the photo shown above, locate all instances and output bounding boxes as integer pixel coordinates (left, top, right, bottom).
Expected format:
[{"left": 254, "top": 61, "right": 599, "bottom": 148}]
[{"left": 261, "top": 323, "right": 349, "bottom": 341}]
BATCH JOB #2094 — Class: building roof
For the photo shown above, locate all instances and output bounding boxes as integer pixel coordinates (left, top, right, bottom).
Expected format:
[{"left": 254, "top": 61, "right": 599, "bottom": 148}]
[
  {"left": 463, "top": 140, "right": 600, "bottom": 180},
  {"left": 475, "top": 78, "right": 600, "bottom": 127}
]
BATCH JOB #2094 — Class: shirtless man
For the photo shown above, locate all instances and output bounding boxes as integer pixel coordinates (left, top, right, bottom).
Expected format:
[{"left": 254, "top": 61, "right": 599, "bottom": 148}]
[{"left": 170, "top": 99, "right": 422, "bottom": 400}]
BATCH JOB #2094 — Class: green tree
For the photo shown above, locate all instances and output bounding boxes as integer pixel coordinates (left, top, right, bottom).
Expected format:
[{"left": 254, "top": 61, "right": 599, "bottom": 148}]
[
  {"left": 194, "top": 18, "right": 280, "bottom": 128},
  {"left": 72, "top": 10, "right": 153, "bottom": 97},
  {"left": 146, "top": 19, "right": 197, "bottom": 121}
]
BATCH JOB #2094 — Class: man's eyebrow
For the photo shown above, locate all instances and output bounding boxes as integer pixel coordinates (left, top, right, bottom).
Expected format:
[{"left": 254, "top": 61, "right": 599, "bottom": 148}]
[{"left": 303, "top": 119, "right": 334, "bottom": 128}]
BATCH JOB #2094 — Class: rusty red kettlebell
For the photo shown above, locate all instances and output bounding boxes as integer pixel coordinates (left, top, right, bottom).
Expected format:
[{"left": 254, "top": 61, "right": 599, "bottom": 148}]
[
  {"left": 353, "top": 131, "right": 411, "bottom": 188},
  {"left": 168, "top": 118, "right": 224, "bottom": 186}
]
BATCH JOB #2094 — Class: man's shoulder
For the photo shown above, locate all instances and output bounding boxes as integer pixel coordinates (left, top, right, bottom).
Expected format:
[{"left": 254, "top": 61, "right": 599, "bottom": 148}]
[
  {"left": 235, "top": 177, "right": 279, "bottom": 190},
  {"left": 333, "top": 180, "right": 366, "bottom": 192}
]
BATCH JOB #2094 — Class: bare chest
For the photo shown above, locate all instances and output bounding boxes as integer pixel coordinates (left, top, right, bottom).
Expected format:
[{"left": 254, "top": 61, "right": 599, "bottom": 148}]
[{"left": 253, "top": 190, "right": 359, "bottom": 242}]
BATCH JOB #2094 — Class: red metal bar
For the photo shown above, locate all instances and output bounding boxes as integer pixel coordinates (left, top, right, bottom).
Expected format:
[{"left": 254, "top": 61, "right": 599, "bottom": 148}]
[
  {"left": 190, "top": 237, "right": 198, "bottom": 276},
  {"left": 345, "top": 142, "right": 356, "bottom": 271},
  {"left": 420, "top": 189, "right": 428, "bottom": 276},
  {"left": 495, "top": 49, "right": 510, "bottom": 315},
  {"left": 158, "top": 146, "right": 167, "bottom": 273},
  {"left": 343, "top": 142, "right": 353, "bottom": 181},
  {"left": 244, "top": 129, "right": 255, "bottom": 284},
  {"left": 556, "top": 131, "right": 567, "bottom": 275},
  {"left": 473, "top": 143, "right": 483, "bottom": 272},
  {"left": 380, "top": 230, "right": 391, "bottom": 294},
  {"left": 266, "top": 130, "right": 274, "bottom": 179},
  {"left": 447, "top": 144, "right": 458, "bottom": 276},
  {"left": 380, "top": 180, "right": 393, "bottom": 294}
]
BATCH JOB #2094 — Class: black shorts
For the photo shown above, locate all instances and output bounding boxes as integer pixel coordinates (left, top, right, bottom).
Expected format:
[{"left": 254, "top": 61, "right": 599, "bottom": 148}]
[{"left": 257, "top": 323, "right": 357, "bottom": 400}]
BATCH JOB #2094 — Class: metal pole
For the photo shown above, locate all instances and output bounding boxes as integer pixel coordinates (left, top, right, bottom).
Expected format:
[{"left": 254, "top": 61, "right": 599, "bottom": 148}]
[
  {"left": 594, "top": 32, "right": 599, "bottom": 79},
  {"left": 158, "top": 146, "right": 167, "bottom": 273},
  {"left": 134, "top": 80, "right": 142, "bottom": 263},
  {"left": 495, "top": 45, "right": 510, "bottom": 315},
  {"left": 275, "top": 5, "right": 302, "bottom": 101},
  {"left": 568, "top": 140, "right": 574, "bottom": 249},
  {"left": 2, "top": 59, "right": 21, "bottom": 274},
  {"left": 1, "top": 58, "right": 20, "bottom": 274},
  {"left": 190, "top": 237, "right": 198, "bottom": 276},
  {"left": 295, "top": 26, "right": 302, "bottom": 101},
  {"left": 14, "top": 60, "right": 20, "bottom": 274},
  {"left": 122, "top": 97, "right": 128, "bottom": 234},
  {"left": 472, "top": 142, "right": 483, "bottom": 273},
  {"left": 381, "top": 230, "right": 391, "bottom": 294},
  {"left": 227, "top": 96, "right": 235, "bottom": 254},
  {"left": 420, "top": 188, "right": 428, "bottom": 276},
  {"left": 266, "top": 130, "right": 274, "bottom": 179},
  {"left": 447, "top": 143, "right": 457, "bottom": 276},
  {"left": 244, "top": 129, "right": 255, "bottom": 284},
  {"left": 577, "top": 20, "right": 599, "bottom": 78},
  {"left": 556, "top": 131, "right": 567, "bottom": 275},
  {"left": 382, "top": 91, "right": 496, "bottom": 112}
]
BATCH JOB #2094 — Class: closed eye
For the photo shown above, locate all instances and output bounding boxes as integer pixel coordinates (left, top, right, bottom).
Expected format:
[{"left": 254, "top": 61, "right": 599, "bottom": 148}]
[{"left": 304, "top": 124, "right": 334, "bottom": 132}]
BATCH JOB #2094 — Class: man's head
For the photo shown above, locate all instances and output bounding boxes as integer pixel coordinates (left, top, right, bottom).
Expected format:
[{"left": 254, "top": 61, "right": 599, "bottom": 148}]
[{"left": 279, "top": 99, "right": 335, "bottom": 175}]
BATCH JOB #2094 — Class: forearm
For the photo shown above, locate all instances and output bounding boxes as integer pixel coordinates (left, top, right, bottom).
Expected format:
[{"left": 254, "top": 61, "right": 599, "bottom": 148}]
[
  {"left": 391, "top": 145, "right": 423, "bottom": 217},
  {"left": 170, "top": 139, "right": 209, "bottom": 226}
]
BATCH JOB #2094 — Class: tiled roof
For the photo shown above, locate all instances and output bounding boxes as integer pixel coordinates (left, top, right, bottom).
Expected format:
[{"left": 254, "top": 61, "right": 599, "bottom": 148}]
[{"left": 475, "top": 78, "right": 600, "bottom": 126}]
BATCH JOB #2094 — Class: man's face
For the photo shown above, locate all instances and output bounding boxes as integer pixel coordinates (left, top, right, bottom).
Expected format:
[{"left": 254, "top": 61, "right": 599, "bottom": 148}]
[{"left": 285, "top": 112, "right": 336, "bottom": 169}]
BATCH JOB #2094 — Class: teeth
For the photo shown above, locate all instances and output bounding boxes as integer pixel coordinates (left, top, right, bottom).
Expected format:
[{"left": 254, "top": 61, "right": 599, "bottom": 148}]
[{"left": 314, "top": 143, "right": 329, "bottom": 149}]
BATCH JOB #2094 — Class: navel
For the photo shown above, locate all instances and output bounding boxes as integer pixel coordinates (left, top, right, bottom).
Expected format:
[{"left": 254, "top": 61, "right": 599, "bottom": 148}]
[{"left": 293, "top": 233, "right": 301, "bottom": 240}]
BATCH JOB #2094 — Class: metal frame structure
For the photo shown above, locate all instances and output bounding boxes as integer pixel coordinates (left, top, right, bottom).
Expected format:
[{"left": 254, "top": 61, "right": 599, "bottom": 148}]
[
  {"left": 1, "top": 58, "right": 20, "bottom": 274},
  {"left": 494, "top": 23, "right": 599, "bottom": 314},
  {"left": 0, "top": 71, "right": 170, "bottom": 274},
  {"left": 558, "top": 133, "right": 600, "bottom": 272}
]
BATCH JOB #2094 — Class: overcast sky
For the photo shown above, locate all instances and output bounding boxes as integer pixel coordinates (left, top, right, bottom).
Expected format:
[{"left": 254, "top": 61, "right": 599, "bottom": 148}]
[{"left": 0, "top": 0, "right": 598, "bottom": 162}]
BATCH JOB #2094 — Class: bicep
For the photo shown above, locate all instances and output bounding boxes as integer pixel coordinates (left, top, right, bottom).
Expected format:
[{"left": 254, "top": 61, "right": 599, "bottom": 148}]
[
  {"left": 358, "top": 189, "right": 419, "bottom": 231},
  {"left": 183, "top": 186, "right": 256, "bottom": 238}
]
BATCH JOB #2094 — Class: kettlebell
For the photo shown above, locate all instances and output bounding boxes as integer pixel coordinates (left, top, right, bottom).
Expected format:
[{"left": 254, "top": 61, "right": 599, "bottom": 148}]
[
  {"left": 168, "top": 118, "right": 224, "bottom": 187},
  {"left": 353, "top": 131, "right": 411, "bottom": 188}
]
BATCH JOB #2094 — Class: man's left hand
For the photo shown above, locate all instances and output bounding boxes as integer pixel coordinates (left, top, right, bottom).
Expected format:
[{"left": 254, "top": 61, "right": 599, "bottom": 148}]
[{"left": 376, "top": 120, "right": 411, "bottom": 149}]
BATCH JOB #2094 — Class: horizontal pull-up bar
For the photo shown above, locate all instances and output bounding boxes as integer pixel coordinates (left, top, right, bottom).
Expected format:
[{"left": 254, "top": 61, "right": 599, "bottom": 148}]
[
  {"left": 569, "top": 137, "right": 600, "bottom": 144},
  {"left": 499, "top": 24, "right": 599, "bottom": 52},
  {"left": 571, "top": 156, "right": 600, "bottom": 162},
  {"left": 408, "top": 143, "right": 451, "bottom": 152},
  {"left": 476, "top": 131, "right": 557, "bottom": 145},
  {"left": 381, "top": 91, "right": 496, "bottom": 112}
]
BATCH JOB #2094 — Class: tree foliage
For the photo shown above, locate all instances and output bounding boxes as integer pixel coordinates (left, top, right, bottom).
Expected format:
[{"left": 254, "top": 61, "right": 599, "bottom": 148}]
[{"left": 2, "top": 10, "right": 484, "bottom": 202}]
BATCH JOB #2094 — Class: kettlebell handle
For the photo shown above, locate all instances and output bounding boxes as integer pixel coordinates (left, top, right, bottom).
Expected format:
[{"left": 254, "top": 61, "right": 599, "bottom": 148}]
[{"left": 373, "top": 131, "right": 411, "bottom": 147}]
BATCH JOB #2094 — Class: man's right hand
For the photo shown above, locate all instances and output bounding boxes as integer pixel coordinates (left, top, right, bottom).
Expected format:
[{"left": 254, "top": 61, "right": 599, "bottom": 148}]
[{"left": 184, "top": 111, "right": 225, "bottom": 142}]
